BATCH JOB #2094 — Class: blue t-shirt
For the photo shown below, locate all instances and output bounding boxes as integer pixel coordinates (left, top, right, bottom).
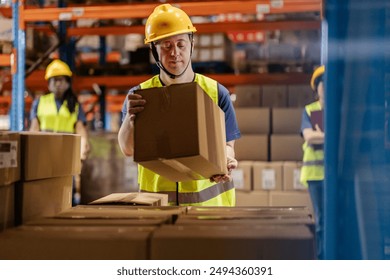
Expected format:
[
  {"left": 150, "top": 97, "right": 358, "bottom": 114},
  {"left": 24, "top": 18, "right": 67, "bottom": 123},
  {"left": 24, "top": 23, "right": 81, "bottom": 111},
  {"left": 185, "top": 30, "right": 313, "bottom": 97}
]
[
  {"left": 30, "top": 96, "right": 87, "bottom": 124},
  {"left": 121, "top": 82, "right": 241, "bottom": 142},
  {"left": 300, "top": 109, "right": 312, "bottom": 134}
]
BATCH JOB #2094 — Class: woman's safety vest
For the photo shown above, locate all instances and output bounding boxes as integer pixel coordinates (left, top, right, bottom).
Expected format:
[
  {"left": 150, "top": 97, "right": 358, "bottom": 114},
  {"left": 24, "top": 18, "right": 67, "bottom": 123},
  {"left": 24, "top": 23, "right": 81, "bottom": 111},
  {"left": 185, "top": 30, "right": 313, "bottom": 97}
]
[
  {"left": 37, "top": 93, "right": 78, "bottom": 133},
  {"left": 300, "top": 100, "right": 324, "bottom": 187},
  {"left": 137, "top": 74, "right": 235, "bottom": 206}
]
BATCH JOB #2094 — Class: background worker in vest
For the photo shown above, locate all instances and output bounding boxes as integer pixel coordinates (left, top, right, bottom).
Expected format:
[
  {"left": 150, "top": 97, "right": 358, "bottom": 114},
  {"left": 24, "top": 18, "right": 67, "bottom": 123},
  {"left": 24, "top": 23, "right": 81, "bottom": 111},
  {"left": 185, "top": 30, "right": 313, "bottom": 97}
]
[
  {"left": 29, "top": 59, "right": 90, "bottom": 205},
  {"left": 300, "top": 65, "right": 325, "bottom": 259},
  {"left": 118, "top": 4, "right": 241, "bottom": 206}
]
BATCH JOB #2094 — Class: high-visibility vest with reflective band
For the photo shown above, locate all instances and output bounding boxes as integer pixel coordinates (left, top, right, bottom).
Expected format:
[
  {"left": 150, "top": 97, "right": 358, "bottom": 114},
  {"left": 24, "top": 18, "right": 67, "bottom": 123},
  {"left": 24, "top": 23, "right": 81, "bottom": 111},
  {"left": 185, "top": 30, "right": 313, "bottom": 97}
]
[
  {"left": 37, "top": 93, "right": 78, "bottom": 133},
  {"left": 137, "top": 74, "right": 235, "bottom": 206},
  {"left": 300, "top": 100, "right": 324, "bottom": 187}
]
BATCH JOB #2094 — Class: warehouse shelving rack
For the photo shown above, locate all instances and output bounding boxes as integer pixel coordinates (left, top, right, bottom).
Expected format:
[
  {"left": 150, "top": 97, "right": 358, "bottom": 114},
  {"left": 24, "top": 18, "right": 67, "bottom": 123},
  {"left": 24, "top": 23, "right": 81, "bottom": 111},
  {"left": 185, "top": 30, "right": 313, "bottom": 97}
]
[{"left": 5, "top": 0, "right": 322, "bottom": 130}]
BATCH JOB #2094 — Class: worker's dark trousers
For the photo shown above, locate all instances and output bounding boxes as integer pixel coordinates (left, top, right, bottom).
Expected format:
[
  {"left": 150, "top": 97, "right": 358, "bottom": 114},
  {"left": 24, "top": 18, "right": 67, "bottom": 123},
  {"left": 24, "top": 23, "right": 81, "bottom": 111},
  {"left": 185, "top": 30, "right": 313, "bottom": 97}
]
[{"left": 308, "top": 180, "right": 324, "bottom": 260}]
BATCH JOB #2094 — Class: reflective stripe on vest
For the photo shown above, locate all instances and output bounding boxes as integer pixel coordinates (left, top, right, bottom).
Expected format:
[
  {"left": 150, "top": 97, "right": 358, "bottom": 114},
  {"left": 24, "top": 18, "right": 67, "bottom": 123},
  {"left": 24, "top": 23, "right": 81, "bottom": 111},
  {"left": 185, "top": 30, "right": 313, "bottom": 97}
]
[
  {"left": 37, "top": 93, "right": 78, "bottom": 133},
  {"left": 300, "top": 100, "right": 324, "bottom": 186},
  {"left": 141, "top": 181, "right": 235, "bottom": 206},
  {"left": 137, "top": 74, "right": 235, "bottom": 206}
]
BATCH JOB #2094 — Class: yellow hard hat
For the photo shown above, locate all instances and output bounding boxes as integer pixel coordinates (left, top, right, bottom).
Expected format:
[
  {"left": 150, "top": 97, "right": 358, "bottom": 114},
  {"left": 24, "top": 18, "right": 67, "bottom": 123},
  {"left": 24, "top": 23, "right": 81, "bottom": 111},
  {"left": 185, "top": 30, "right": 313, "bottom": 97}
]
[
  {"left": 45, "top": 59, "right": 72, "bottom": 80},
  {"left": 310, "top": 65, "right": 325, "bottom": 90},
  {"left": 144, "top": 4, "right": 197, "bottom": 44}
]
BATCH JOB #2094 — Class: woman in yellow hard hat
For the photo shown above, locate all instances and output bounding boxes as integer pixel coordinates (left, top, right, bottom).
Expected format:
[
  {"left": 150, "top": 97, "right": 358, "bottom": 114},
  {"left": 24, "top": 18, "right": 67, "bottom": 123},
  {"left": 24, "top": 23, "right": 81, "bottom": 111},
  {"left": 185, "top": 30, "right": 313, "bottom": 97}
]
[
  {"left": 300, "top": 65, "right": 325, "bottom": 259},
  {"left": 118, "top": 4, "right": 241, "bottom": 206},
  {"left": 29, "top": 59, "right": 90, "bottom": 205}
]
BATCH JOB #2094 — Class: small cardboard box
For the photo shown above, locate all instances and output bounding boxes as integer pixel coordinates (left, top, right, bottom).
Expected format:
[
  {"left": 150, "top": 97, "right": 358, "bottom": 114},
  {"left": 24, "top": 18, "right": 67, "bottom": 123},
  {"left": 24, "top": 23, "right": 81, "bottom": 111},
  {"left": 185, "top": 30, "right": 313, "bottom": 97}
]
[
  {"left": 236, "top": 190, "right": 269, "bottom": 207},
  {"left": 231, "top": 161, "right": 253, "bottom": 191},
  {"left": 20, "top": 132, "right": 81, "bottom": 181},
  {"left": 233, "top": 85, "right": 262, "bottom": 107},
  {"left": 0, "top": 132, "right": 20, "bottom": 186},
  {"left": 15, "top": 175, "right": 73, "bottom": 225},
  {"left": 89, "top": 192, "right": 168, "bottom": 206},
  {"left": 269, "top": 190, "right": 313, "bottom": 216},
  {"left": 262, "top": 85, "right": 288, "bottom": 108},
  {"left": 288, "top": 85, "right": 315, "bottom": 107},
  {"left": 283, "top": 161, "right": 306, "bottom": 190},
  {"left": 272, "top": 108, "right": 302, "bottom": 134},
  {"left": 270, "top": 134, "right": 304, "bottom": 161},
  {"left": 253, "top": 161, "right": 283, "bottom": 191},
  {"left": 235, "top": 134, "right": 268, "bottom": 161},
  {"left": 235, "top": 108, "right": 270, "bottom": 134},
  {"left": 134, "top": 83, "right": 227, "bottom": 182},
  {"left": 56, "top": 204, "right": 185, "bottom": 224}
]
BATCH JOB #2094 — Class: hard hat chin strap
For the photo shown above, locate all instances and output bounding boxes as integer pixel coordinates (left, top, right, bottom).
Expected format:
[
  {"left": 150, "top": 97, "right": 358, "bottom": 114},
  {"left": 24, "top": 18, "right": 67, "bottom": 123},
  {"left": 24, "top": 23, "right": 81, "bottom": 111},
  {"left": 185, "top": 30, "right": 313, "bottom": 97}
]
[{"left": 151, "top": 34, "right": 194, "bottom": 79}]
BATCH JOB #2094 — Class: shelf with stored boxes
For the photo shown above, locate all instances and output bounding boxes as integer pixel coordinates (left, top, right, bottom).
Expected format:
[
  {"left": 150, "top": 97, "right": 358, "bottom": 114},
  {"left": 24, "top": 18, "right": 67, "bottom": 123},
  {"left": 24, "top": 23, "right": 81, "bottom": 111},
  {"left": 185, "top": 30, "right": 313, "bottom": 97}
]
[{"left": 3, "top": 0, "right": 322, "bottom": 131}]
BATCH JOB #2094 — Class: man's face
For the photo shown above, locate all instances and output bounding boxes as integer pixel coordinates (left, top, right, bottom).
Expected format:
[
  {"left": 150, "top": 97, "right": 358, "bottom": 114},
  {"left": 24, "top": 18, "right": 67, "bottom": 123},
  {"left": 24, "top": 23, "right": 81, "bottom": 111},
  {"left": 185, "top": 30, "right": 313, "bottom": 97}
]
[
  {"left": 48, "top": 76, "right": 70, "bottom": 98},
  {"left": 155, "top": 33, "right": 192, "bottom": 75}
]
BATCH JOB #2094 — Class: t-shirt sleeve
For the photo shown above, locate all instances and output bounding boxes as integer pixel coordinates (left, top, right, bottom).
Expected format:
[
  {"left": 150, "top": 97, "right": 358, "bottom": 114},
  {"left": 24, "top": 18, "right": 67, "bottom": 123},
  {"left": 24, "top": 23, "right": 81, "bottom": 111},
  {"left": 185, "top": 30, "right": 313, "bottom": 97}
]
[
  {"left": 300, "top": 108, "right": 312, "bottom": 135},
  {"left": 77, "top": 103, "right": 87, "bottom": 124},
  {"left": 217, "top": 83, "right": 241, "bottom": 142},
  {"left": 121, "top": 85, "right": 141, "bottom": 123},
  {"left": 30, "top": 97, "right": 40, "bottom": 121}
]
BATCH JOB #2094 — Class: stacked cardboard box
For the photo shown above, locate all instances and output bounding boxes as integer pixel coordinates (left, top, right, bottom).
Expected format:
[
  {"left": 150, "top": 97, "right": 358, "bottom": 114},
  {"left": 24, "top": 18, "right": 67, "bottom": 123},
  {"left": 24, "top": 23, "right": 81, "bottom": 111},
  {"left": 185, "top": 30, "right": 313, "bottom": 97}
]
[
  {"left": 232, "top": 84, "right": 314, "bottom": 212},
  {"left": 0, "top": 132, "right": 20, "bottom": 231},
  {"left": 0, "top": 204, "right": 314, "bottom": 260},
  {"left": 0, "top": 132, "right": 81, "bottom": 229}
]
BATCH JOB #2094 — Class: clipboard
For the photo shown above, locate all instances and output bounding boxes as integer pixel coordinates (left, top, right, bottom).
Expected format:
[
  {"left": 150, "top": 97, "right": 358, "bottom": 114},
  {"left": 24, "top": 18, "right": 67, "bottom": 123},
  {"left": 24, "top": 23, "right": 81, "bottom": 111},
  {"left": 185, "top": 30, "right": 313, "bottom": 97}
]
[{"left": 310, "top": 110, "right": 323, "bottom": 131}]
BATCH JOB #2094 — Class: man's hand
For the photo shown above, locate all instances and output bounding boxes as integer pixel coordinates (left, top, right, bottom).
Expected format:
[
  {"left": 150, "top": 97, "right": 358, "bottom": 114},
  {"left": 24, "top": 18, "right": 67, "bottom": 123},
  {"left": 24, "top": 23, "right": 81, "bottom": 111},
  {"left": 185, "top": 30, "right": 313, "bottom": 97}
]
[
  {"left": 127, "top": 93, "right": 146, "bottom": 121},
  {"left": 210, "top": 155, "right": 238, "bottom": 183}
]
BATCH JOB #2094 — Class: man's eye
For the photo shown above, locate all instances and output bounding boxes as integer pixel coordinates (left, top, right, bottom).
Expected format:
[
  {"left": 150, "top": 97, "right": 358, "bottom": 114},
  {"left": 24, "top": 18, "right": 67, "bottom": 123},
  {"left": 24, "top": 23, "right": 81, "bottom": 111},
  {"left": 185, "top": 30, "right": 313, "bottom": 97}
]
[{"left": 162, "top": 43, "right": 171, "bottom": 49}]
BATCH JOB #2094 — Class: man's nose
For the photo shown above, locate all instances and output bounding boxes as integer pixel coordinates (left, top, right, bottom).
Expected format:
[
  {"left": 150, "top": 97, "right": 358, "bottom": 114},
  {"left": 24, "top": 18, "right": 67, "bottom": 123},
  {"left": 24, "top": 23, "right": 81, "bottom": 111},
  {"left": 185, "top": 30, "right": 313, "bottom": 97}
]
[{"left": 170, "top": 45, "right": 179, "bottom": 56}]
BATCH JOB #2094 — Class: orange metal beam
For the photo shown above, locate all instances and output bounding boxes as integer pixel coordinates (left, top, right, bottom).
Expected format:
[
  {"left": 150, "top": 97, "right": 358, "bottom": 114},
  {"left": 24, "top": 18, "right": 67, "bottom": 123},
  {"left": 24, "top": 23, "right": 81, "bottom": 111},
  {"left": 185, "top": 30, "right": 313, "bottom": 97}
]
[
  {"left": 22, "top": 1, "right": 322, "bottom": 22},
  {"left": 0, "top": 7, "right": 12, "bottom": 18},
  {"left": 67, "top": 20, "right": 321, "bottom": 37},
  {"left": 7, "top": 72, "right": 310, "bottom": 91},
  {"left": 0, "top": 54, "right": 11, "bottom": 67}
]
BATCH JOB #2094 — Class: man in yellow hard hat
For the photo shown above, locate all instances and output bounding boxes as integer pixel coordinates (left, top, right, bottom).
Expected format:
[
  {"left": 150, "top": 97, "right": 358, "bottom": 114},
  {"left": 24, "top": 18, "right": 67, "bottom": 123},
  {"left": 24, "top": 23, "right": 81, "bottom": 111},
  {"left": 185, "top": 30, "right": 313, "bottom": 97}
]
[
  {"left": 300, "top": 65, "right": 325, "bottom": 259},
  {"left": 118, "top": 4, "right": 241, "bottom": 206},
  {"left": 30, "top": 59, "right": 90, "bottom": 205}
]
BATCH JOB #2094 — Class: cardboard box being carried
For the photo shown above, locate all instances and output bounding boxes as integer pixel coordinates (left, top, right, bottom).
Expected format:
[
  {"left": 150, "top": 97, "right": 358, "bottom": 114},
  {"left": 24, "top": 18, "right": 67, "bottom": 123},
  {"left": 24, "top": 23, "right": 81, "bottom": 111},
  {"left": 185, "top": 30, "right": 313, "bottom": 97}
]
[{"left": 134, "top": 82, "right": 227, "bottom": 182}]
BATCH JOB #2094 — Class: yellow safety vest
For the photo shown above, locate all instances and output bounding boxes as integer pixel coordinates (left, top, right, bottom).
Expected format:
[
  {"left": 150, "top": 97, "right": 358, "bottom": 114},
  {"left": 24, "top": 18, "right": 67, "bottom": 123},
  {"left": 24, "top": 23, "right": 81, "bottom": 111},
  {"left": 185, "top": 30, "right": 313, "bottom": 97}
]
[
  {"left": 37, "top": 93, "right": 78, "bottom": 133},
  {"left": 137, "top": 74, "right": 235, "bottom": 206},
  {"left": 300, "top": 101, "right": 324, "bottom": 187}
]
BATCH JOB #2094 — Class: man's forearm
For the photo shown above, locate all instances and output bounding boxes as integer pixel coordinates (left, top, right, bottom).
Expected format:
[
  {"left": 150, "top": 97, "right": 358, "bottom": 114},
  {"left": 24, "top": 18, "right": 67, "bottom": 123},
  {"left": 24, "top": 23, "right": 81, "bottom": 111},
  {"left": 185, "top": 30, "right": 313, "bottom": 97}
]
[{"left": 118, "top": 114, "right": 135, "bottom": 157}]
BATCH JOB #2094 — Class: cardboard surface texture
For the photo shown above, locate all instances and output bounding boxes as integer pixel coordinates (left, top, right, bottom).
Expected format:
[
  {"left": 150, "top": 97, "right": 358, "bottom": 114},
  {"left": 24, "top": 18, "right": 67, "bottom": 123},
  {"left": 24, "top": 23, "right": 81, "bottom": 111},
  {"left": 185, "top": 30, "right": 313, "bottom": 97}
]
[
  {"left": 20, "top": 132, "right": 81, "bottom": 181},
  {"left": 134, "top": 82, "right": 227, "bottom": 181},
  {"left": 0, "top": 225, "right": 155, "bottom": 260},
  {"left": 89, "top": 192, "right": 168, "bottom": 206},
  {"left": 151, "top": 224, "right": 314, "bottom": 260},
  {"left": 15, "top": 176, "right": 73, "bottom": 225},
  {"left": 0, "top": 184, "right": 14, "bottom": 231},
  {"left": 0, "top": 132, "right": 20, "bottom": 186}
]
